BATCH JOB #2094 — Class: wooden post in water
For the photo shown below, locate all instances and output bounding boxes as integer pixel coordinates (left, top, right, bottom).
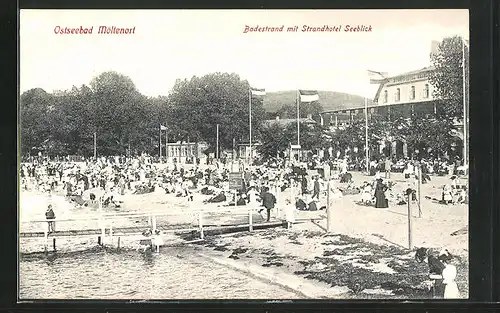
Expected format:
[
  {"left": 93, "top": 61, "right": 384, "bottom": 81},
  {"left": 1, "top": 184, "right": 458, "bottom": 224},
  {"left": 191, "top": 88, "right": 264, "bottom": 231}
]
[
  {"left": 249, "top": 209, "right": 253, "bottom": 232},
  {"left": 148, "top": 215, "right": 152, "bottom": 226},
  {"left": 53, "top": 238, "right": 56, "bottom": 252},
  {"left": 101, "top": 219, "right": 105, "bottom": 246},
  {"left": 43, "top": 228, "right": 48, "bottom": 253},
  {"left": 117, "top": 237, "right": 121, "bottom": 249},
  {"left": 98, "top": 196, "right": 103, "bottom": 245},
  {"left": 198, "top": 211, "right": 204, "bottom": 239}
]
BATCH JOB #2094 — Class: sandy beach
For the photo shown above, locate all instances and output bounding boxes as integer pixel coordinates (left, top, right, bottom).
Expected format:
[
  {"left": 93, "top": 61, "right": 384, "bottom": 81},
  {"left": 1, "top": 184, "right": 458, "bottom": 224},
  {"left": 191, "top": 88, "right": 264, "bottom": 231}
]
[{"left": 20, "top": 170, "right": 468, "bottom": 299}]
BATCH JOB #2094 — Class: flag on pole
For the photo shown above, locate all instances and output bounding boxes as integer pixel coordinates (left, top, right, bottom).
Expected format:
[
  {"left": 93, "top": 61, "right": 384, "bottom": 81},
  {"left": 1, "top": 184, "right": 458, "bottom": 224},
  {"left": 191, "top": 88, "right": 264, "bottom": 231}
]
[
  {"left": 367, "top": 70, "right": 387, "bottom": 83},
  {"left": 160, "top": 125, "right": 167, "bottom": 131},
  {"left": 250, "top": 87, "right": 266, "bottom": 96},
  {"left": 298, "top": 90, "right": 319, "bottom": 102}
]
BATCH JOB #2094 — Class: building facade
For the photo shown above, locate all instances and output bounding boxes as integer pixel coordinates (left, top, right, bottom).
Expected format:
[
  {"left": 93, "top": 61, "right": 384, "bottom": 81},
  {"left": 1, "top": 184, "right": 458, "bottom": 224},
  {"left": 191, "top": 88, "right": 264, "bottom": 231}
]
[
  {"left": 164, "top": 142, "right": 207, "bottom": 163},
  {"left": 318, "top": 65, "right": 464, "bottom": 159}
]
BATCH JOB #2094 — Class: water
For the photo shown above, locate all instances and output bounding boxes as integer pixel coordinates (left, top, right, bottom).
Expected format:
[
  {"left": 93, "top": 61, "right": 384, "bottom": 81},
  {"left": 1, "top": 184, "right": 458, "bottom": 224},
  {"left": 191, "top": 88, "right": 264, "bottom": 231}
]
[
  {"left": 19, "top": 190, "right": 301, "bottom": 300},
  {"left": 19, "top": 247, "right": 301, "bottom": 299}
]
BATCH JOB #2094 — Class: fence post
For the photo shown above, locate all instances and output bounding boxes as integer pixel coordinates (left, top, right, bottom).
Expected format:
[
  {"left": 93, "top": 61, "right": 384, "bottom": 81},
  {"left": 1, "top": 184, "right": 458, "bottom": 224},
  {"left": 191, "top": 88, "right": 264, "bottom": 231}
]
[
  {"left": 417, "top": 166, "right": 422, "bottom": 218},
  {"left": 110, "top": 221, "right": 113, "bottom": 243},
  {"left": 407, "top": 192, "right": 413, "bottom": 250},
  {"left": 101, "top": 216, "right": 105, "bottom": 245},
  {"left": 249, "top": 209, "right": 253, "bottom": 232},
  {"left": 276, "top": 181, "right": 281, "bottom": 219},
  {"left": 198, "top": 211, "right": 204, "bottom": 239}
]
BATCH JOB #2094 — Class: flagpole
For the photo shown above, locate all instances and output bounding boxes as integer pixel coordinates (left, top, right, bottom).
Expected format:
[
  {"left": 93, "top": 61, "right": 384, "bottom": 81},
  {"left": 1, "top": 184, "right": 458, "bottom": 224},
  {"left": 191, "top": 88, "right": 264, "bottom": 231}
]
[
  {"left": 159, "top": 124, "right": 162, "bottom": 161},
  {"left": 462, "top": 38, "right": 467, "bottom": 167},
  {"left": 165, "top": 122, "right": 168, "bottom": 162},
  {"left": 365, "top": 97, "right": 369, "bottom": 173},
  {"left": 93, "top": 132, "right": 97, "bottom": 159},
  {"left": 249, "top": 88, "right": 252, "bottom": 165},
  {"left": 216, "top": 124, "right": 219, "bottom": 160},
  {"left": 297, "top": 90, "right": 300, "bottom": 146}
]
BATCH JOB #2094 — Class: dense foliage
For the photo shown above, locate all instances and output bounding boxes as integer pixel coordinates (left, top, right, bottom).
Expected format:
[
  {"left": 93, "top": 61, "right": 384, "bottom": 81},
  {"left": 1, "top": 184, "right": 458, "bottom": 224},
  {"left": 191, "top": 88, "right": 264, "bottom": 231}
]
[
  {"left": 20, "top": 72, "right": 265, "bottom": 157},
  {"left": 429, "top": 35, "right": 469, "bottom": 120}
]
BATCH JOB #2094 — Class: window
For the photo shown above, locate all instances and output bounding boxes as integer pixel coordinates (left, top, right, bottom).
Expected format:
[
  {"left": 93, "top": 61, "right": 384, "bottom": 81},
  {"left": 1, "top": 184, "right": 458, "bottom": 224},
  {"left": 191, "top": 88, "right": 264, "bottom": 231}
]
[
  {"left": 395, "top": 88, "right": 401, "bottom": 102},
  {"left": 410, "top": 86, "right": 416, "bottom": 100},
  {"left": 424, "top": 84, "right": 429, "bottom": 98},
  {"left": 383, "top": 90, "right": 388, "bottom": 103}
]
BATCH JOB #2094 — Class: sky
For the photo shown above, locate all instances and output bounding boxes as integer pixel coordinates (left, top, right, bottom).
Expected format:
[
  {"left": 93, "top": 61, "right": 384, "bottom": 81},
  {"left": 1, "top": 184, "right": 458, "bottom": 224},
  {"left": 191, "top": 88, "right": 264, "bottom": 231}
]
[{"left": 20, "top": 9, "right": 469, "bottom": 98}]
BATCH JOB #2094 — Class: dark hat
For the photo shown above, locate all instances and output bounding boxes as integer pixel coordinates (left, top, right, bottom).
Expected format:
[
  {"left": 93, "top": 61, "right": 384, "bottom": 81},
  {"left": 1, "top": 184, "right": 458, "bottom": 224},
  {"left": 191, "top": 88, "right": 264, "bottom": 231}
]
[{"left": 415, "top": 247, "right": 428, "bottom": 263}]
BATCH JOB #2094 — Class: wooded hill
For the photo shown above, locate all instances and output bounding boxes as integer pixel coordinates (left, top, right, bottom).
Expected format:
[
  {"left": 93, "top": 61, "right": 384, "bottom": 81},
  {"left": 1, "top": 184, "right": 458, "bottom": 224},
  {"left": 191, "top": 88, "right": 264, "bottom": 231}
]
[{"left": 262, "top": 90, "right": 375, "bottom": 113}]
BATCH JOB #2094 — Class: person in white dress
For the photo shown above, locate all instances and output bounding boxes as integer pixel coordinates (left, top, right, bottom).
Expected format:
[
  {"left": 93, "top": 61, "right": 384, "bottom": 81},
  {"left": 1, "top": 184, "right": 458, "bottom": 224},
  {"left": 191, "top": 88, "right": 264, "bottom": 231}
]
[
  {"left": 360, "top": 182, "right": 373, "bottom": 204},
  {"left": 442, "top": 261, "right": 461, "bottom": 298}
]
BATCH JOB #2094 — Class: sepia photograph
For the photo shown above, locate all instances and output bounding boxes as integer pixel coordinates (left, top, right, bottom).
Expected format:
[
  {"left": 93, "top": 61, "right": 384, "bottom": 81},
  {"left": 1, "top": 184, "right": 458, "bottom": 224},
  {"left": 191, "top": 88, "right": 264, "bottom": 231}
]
[{"left": 18, "top": 9, "right": 469, "bottom": 300}]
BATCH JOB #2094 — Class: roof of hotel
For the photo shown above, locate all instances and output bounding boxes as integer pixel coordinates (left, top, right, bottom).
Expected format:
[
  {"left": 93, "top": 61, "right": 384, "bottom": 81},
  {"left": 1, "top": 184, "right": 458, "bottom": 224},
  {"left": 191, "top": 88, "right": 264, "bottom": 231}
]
[{"left": 387, "top": 66, "right": 435, "bottom": 79}]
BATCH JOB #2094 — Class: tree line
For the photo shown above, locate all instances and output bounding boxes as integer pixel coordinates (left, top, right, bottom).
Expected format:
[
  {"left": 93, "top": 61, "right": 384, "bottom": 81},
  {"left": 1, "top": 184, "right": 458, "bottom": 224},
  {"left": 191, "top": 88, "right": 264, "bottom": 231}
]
[{"left": 20, "top": 36, "right": 466, "bottom": 161}]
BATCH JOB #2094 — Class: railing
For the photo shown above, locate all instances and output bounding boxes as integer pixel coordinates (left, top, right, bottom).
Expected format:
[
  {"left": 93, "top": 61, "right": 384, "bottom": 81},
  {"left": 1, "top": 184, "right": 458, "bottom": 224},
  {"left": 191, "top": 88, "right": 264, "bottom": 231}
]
[{"left": 21, "top": 201, "right": 272, "bottom": 251}]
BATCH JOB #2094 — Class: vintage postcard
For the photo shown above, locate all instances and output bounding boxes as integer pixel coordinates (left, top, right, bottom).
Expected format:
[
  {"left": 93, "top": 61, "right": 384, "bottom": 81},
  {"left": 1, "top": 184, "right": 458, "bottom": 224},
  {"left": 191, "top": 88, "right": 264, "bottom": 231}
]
[{"left": 19, "top": 9, "right": 469, "bottom": 300}]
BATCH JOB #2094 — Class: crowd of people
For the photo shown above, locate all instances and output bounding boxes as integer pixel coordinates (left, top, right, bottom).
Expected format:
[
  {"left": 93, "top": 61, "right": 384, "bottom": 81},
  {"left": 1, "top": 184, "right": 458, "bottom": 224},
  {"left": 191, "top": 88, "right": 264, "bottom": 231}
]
[{"left": 20, "top": 152, "right": 468, "bottom": 235}]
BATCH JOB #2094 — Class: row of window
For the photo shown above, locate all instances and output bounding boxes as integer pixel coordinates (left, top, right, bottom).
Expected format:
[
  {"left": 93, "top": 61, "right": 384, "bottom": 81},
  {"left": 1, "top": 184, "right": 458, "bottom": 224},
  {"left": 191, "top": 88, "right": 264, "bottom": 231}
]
[
  {"left": 382, "top": 84, "right": 430, "bottom": 103},
  {"left": 326, "top": 102, "right": 440, "bottom": 118}
]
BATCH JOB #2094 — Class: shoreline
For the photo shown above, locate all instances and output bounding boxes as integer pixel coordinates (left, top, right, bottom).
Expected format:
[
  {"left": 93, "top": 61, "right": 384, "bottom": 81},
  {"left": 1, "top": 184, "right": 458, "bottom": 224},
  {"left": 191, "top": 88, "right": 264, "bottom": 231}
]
[{"left": 188, "top": 227, "right": 469, "bottom": 299}]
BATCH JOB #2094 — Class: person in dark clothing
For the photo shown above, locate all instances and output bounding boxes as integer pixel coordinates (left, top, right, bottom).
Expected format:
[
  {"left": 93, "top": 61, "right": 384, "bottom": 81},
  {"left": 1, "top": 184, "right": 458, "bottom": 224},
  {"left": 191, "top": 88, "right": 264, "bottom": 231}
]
[
  {"left": 312, "top": 176, "right": 320, "bottom": 200},
  {"left": 204, "top": 191, "right": 226, "bottom": 203},
  {"left": 45, "top": 204, "right": 56, "bottom": 233},
  {"left": 301, "top": 176, "right": 308, "bottom": 195},
  {"left": 374, "top": 178, "right": 389, "bottom": 208},
  {"left": 295, "top": 198, "right": 307, "bottom": 210},
  {"left": 259, "top": 187, "right": 276, "bottom": 222},
  {"left": 307, "top": 200, "right": 318, "bottom": 211},
  {"left": 236, "top": 195, "right": 247, "bottom": 206},
  {"left": 340, "top": 172, "right": 352, "bottom": 183}
]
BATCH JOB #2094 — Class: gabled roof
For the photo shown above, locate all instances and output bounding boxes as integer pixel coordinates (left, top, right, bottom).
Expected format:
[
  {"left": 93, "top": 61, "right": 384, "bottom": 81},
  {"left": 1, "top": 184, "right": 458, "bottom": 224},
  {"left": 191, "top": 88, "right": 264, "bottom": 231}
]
[{"left": 388, "top": 66, "right": 435, "bottom": 79}]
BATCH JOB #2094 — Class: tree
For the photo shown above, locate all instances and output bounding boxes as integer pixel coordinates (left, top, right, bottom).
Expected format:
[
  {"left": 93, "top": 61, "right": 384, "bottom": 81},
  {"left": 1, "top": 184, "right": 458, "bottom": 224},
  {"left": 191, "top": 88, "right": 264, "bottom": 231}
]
[
  {"left": 429, "top": 35, "right": 469, "bottom": 120},
  {"left": 20, "top": 88, "right": 54, "bottom": 156},
  {"left": 257, "top": 123, "right": 288, "bottom": 159},
  {"left": 167, "top": 73, "right": 266, "bottom": 152},
  {"left": 282, "top": 122, "right": 328, "bottom": 153},
  {"left": 89, "top": 71, "right": 149, "bottom": 155}
]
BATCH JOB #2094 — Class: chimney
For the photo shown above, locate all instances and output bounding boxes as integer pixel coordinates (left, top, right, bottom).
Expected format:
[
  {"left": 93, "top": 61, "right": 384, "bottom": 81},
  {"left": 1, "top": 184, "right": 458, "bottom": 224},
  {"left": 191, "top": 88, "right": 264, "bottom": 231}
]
[
  {"left": 275, "top": 115, "right": 280, "bottom": 121},
  {"left": 430, "top": 40, "right": 440, "bottom": 56}
]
